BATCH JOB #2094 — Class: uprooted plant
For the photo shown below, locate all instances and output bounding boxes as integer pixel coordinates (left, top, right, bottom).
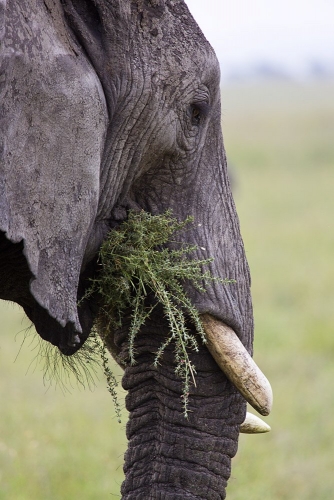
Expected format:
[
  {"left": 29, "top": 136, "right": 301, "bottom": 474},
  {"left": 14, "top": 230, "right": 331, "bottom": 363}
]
[{"left": 85, "top": 210, "right": 234, "bottom": 417}]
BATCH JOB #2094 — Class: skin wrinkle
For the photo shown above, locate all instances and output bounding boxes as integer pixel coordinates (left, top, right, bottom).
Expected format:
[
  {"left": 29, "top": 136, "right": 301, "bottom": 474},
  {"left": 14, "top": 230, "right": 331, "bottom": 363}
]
[
  {"left": 96, "top": 41, "right": 172, "bottom": 217},
  {"left": 115, "top": 104, "right": 166, "bottom": 191},
  {"left": 137, "top": 107, "right": 177, "bottom": 161},
  {"left": 102, "top": 60, "right": 209, "bottom": 215},
  {"left": 97, "top": 94, "right": 135, "bottom": 205},
  {"left": 161, "top": 457, "right": 230, "bottom": 481},
  {"left": 135, "top": 124, "right": 204, "bottom": 190},
  {"left": 124, "top": 431, "right": 235, "bottom": 469},
  {"left": 124, "top": 359, "right": 235, "bottom": 398},
  {"left": 135, "top": 169, "right": 247, "bottom": 338},
  {"left": 127, "top": 390, "right": 242, "bottom": 441},
  {"left": 122, "top": 486, "right": 205, "bottom": 500},
  {"left": 123, "top": 461, "right": 229, "bottom": 499},
  {"left": 122, "top": 372, "right": 230, "bottom": 404},
  {"left": 220, "top": 172, "right": 253, "bottom": 350},
  {"left": 191, "top": 151, "right": 241, "bottom": 306},
  {"left": 100, "top": 110, "right": 167, "bottom": 217},
  {"left": 125, "top": 415, "right": 238, "bottom": 446},
  {"left": 124, "top": 457, "right": 229, "bottom": 490},
  {"left": 124, "top": 462, "right": 228, "bottom": 500},
  {"left": 127, "top": 430, "right": 238, "bottom": 467},
  {"left": 124, "top": 404, "right": 238, "bottom": 496},
  {"left": 127, "top": 386, "right": 239, "bottom": 420},
  {"left": 135, "top": 157, "right": 247, "bottom": 335},
  {"left": 127, "top": 376, "right": 240, "bottom": 412},
  {"left": 192, "top": 166, "right": 246, "bottom": 335},
  {"left": 98, "top": 88, "right": 149, "bottom": 215}
]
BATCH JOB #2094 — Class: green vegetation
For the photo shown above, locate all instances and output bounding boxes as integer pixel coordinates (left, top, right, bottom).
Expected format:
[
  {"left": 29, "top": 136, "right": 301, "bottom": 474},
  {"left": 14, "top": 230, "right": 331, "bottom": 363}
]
[
  {"left": 0, "top": 81, "right": 333, "bottom": 498},
  {"left": 86, "top": 210, "right": 231, "bottom": 416}
]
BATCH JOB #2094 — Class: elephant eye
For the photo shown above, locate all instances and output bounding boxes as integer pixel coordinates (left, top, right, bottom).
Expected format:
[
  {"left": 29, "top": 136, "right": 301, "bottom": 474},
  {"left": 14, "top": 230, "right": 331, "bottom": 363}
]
[
  {"left": 190, "top": 101, "right": 209, "bottom": 126},
  {"left": 191, "top": 105, "right": 201, "bottom": 125}
]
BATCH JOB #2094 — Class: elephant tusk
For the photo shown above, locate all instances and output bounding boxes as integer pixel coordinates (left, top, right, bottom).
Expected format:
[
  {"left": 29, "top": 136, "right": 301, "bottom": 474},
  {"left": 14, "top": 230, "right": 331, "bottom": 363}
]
[
  {"left": 240, "top": 412, "right": 271, "bottom": 434},
  {"left": 200, "top": 314, "right": 273, "bottom": 416}
]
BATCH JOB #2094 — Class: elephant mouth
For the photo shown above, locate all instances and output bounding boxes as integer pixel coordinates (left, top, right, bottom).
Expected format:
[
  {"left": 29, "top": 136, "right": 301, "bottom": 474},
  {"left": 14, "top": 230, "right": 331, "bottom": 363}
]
[
  {"left": 200, "top": 314, "right": 273, "bottom": 417},
  {"left": 79, "top": 209, "right": 273, "bottom": 420}
]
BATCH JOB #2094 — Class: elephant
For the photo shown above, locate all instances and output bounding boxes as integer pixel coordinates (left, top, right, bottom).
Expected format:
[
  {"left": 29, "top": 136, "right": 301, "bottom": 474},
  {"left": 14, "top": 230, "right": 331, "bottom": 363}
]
[{"left": 0, "top": 1, "right": 272, "bottom": 498}]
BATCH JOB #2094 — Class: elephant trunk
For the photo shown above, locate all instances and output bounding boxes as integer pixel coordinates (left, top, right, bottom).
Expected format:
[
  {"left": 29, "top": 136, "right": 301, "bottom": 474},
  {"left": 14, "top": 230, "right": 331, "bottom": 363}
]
[{"left": 115, "top": 309, "right": 245, "bottom": 500}]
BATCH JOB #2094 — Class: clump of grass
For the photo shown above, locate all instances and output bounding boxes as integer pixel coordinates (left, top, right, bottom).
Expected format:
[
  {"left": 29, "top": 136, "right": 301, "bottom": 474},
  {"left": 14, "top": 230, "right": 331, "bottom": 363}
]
[
  {"left": 88, "top": 210, "right": 233, "bottom": 416},
  {"left": 23, "top": 324, "right": 123, "bottom": 423}
]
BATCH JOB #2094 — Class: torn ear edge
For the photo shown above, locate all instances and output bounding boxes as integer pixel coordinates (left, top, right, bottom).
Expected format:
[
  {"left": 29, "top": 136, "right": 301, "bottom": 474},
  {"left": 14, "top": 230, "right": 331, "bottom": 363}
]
[{"left": 0, "top": 228, "right": 94, "bottom": 355}]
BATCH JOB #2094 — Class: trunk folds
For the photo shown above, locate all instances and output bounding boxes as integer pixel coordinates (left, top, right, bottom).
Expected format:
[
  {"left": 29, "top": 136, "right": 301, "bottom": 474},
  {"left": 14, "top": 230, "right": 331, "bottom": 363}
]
[{"left": 114, "top": 308, "right": 246, "bottom": 499}]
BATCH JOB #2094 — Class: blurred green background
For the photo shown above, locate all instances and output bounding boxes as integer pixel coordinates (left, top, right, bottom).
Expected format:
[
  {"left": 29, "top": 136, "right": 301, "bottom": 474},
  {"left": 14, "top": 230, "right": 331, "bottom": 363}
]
[
  {"left": 224, "top": 81, "right": 334, "bottom": 499},
  {"left": 1, "top": 81, "right": 333, "bottom": 499}
]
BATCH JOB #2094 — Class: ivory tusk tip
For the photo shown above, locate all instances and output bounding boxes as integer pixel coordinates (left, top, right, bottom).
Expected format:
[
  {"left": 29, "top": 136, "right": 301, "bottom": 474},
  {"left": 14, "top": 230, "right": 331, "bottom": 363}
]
[
  {"left": 254, "top": 378, "right": 273, "bottom": 416},
  {"left": 240, "top": 412, "right": 271, "bottom": 434},
  {"left": 200, "top": 314, "right": 273, "bottom": 417}
]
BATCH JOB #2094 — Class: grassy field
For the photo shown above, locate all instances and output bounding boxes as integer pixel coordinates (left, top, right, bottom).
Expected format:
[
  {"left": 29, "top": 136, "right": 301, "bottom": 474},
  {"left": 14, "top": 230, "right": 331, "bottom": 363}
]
[
  {"left": 0, "top": 304, "right": 127, "bottom": 499},
  {"left": 1, "top": 80, "right": 333, "bottom": 498},
  {"left": 223, "top": 80, "right": 334, "bottom": 499}
]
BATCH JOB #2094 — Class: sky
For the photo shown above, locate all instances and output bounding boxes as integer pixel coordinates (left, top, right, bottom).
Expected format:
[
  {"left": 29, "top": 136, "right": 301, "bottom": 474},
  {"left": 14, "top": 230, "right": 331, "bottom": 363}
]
[{"left": 185, "top": 0, "right": 334, "bottom": 78}]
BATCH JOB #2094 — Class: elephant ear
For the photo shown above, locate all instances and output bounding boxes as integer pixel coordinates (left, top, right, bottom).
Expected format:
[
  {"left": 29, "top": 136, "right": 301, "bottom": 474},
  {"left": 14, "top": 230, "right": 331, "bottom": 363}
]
[{"left": 0, "top": 2, "right": 107, "bottom": 342}]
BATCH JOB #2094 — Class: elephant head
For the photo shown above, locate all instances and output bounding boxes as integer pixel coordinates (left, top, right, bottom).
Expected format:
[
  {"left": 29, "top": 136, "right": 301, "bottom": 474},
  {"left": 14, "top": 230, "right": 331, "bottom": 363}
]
[{"left": 1, "top": 1, "right": 272, "bottom": 498}]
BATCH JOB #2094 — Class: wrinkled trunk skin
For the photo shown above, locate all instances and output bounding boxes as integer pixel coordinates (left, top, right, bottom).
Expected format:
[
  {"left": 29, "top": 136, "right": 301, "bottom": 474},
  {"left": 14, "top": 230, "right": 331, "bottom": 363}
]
[{"left": 114, "top": 308, "right": 246, "bottom": 499}]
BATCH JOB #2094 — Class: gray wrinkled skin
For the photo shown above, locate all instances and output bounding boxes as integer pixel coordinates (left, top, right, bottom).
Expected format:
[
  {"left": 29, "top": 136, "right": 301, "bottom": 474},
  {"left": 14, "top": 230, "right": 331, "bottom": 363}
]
[{"left": 0, "top": 1, "right": 254, "bottom": 498}]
